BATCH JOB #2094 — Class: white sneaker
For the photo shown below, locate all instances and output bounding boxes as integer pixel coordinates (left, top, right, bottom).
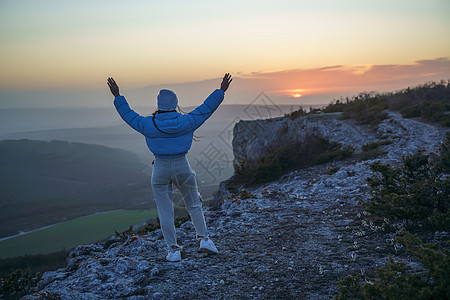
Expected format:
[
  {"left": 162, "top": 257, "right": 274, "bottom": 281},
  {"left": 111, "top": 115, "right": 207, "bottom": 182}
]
[
  {"left": 199, "top": 237, "right": 219, "bottom": 254},
  {"left": 166, "top": 248, "right": 182, "bottom": 262}
]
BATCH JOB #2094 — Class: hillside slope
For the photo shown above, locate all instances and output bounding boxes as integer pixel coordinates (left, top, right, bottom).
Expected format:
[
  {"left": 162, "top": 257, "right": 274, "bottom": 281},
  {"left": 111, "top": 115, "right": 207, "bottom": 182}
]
[
  {"left": 0, "top": 140, "right": 152, "bottom": 238},
  {"left": 21, "top": 110, "right": 448, "bottom": 299}
]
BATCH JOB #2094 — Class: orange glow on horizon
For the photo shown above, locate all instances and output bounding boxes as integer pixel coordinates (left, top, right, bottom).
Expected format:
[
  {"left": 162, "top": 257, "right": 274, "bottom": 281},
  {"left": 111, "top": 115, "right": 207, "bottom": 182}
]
[
  {"left": 282, "top": 89, "right": 308, "bottom": 98},
  {"left": 247, "top": 58, "right": 450, "bottom": 105}
]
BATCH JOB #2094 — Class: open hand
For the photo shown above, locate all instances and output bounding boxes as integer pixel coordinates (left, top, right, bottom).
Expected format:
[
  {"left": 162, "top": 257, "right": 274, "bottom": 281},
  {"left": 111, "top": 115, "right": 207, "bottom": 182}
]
[
  {"left": 220, "top": 73, "right": 233, "bottom": 92},
  {"left": 107, "top": 77, "right": 120, "bottom": 97}
]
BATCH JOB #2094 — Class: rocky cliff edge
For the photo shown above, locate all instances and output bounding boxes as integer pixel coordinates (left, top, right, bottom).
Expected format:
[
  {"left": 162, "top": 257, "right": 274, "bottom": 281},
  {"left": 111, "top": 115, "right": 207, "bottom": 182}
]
[{"left": 24, "top": 111, "right": 448, "bottom": 299}]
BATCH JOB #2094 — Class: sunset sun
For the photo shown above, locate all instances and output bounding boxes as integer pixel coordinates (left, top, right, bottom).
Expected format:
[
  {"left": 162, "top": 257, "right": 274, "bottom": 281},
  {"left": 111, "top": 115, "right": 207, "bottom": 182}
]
[{"left": 288, "top": 89, "right": 306, "bottom": 99}]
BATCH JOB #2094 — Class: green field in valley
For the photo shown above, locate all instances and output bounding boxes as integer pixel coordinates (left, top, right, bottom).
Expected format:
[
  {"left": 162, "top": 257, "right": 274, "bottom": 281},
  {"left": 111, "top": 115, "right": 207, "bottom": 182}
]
[{"left": 0, "top": 209, "right": 157, "bottom": 258}]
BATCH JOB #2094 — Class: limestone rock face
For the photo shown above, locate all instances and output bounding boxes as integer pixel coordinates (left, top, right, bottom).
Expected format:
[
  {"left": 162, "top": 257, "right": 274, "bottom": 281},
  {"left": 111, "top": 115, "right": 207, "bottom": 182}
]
[
  {"left": 232, "top": 111, "right": 446, "bottom": 173},
  {"left": 23, "top": 111, "right": 448, "bottom": 299},
  {"left": 232, "top": 113, "right": 377, "bottom": 172}
]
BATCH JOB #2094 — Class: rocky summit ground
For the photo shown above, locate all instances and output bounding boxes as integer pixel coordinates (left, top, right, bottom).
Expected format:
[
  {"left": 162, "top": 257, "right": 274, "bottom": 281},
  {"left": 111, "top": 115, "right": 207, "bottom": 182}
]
[{"left": 24, "top": 112, "right": 448, "bottom": 299}]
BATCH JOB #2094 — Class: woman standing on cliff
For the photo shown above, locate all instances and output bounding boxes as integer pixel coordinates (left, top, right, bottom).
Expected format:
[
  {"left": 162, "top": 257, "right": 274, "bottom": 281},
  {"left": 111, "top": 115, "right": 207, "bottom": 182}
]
[{"left": 107, "top": 74, "right": 232, "bottom": 262}]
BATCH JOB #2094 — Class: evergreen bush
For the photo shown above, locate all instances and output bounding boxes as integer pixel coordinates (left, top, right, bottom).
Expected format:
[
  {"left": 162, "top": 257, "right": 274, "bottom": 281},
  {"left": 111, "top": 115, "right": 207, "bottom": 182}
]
[
  {"left": 366, "top": 148, "right": 449, "bottom": 230},
  {"left": 0, "top": 269, "right": 42, "bottom": 299},
  {"left": 322, "top": 80, "right": 450, "bottom": 128},
  {"left": 336, "top": 135, "right": 449, "bottom": 299},
  {"left": 336, "top": 230, "right": 449, "bottom": 299}
]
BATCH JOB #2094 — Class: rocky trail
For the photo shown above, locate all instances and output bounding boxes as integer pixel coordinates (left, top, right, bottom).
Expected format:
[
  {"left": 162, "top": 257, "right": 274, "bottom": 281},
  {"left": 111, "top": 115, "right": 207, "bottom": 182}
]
[{"left": 24, "top": 112, "right": 448, "bottom": 299}]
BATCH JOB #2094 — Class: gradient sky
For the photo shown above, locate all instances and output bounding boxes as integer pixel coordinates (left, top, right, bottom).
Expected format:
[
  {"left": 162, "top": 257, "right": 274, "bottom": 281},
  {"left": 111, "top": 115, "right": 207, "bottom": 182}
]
[{"left": 0, "top": 0, "right": 449, "bottom": 107}]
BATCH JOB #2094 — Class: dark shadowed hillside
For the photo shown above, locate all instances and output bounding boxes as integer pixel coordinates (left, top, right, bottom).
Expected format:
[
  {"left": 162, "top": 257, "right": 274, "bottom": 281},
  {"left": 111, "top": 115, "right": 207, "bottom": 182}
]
[{"left": 0, "top": 140, "right": 153, "bottom": 238}]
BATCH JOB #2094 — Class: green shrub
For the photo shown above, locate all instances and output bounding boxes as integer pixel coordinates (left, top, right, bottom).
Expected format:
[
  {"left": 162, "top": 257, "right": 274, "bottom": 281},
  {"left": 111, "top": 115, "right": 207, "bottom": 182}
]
[
  {"left": 137, "top": 220, "right": 160, "bottom": 235},
  {"left": 343, "top": 97, "right": 389, "bottom": 127},
  {"left": 284, "top": 107, "right": 308, "bottom": 120},
  {"left": 135, "top": 215, "right": 190, "bottom": 236},
  {"left": 322, "top": 92, "right": 389, "bottom": 128},
  {"left": 440, "top": 132, "right": 450, "bottom": 173},
  {"left": 174, "top": 215, "right": 191, "bottom": 228},
  {"left": 0, "top": 269, "right": 42, "bottom": 299},
  {"left": 114, "top": 222, "right": 157, "bottom": 238},
  {"left": 327, "top": 167, "right": 340, "bottom": 175},
  {"left": 315, "top": 145, "right": 354, "bottom": 165},
  {"left": 358, "top": 140, "right": 392, "bottom": 160},
  {"left": 362, "top": 140, "right": 393, "bottom": 152},
  {"left": 401, "top": 99, "right": 450, "bottom": 127},
  {"left": 337, "top": 135, "right": 450, "bottom": 299},
  {"left": 388, "top": 80, "right": 449, "bottom": 127},
  {"left": 335, "top": 273, "right": 364, "bottom": 300},
  {"left": 309, "top": 107, "right": 322, "bottom": 114},
  {"left": 360, "top": 149, "right": 387, "bottom": 161},
  {"left": 322, "top": 98, "right": 349, "bottom": 113},
  {"left": 322, "top": 81, "right": 450, "bottom": 128},
  {"left": 239, "top": 189, "right": 254, "bottom": 199},
  {"left": 336, "top": 257, "right": 435, "bottom": 299},
  {"left": 235, "top": 134, "right": 354, "bottom": 184},
  {"left": 366, "top": 149, "right": 449, "bottom": 230},
  {"left": 388, "top": 81, "right": 448, "bottom": 109},
  {"left": 396, "top": 230, "right": 449, "bottom": 299},
  {"left": 114, "top": 225, "right": 135, "bottom": 240},
  {"left": 336, "top": 230, "right": 449, "bottom": 299}
]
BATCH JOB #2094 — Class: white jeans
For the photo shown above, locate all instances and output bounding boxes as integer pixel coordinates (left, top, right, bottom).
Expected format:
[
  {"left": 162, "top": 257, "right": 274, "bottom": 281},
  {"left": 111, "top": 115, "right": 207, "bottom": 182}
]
[{"left": 151, "top": 155, "right": 208, "bottom": 249}]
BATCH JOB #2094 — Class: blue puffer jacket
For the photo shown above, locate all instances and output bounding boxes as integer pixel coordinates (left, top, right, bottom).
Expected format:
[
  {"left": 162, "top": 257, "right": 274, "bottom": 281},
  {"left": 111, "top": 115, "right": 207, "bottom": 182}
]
[{"left": 114, "top": 89, "right": 224, "bottom": 158}]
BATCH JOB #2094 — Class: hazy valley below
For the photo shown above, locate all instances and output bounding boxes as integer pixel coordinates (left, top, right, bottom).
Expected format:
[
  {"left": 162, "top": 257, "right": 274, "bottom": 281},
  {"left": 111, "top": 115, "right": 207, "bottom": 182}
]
[{"left": 0, "top": 139, "right": 151, "bottom": 239}]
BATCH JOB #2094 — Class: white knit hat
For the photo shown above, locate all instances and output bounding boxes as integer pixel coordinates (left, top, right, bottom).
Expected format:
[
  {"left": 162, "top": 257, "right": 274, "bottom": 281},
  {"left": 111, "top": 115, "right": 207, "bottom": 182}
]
[{"left": 157, "top": 89, "right": 178, "bottom": 111}]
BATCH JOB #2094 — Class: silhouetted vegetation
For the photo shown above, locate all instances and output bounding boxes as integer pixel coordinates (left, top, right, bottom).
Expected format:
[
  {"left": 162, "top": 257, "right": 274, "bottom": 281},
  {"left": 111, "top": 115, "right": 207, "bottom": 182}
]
[
  {"left": 324, "top": 92, "right": 390, "bottom": 127},
  {"left": 284, "top": 107, "right": 308, "bottom": 120},
  {"left": 401, "top": 99, "right": 450, "bottom": 127},
  {"left": 287, "top": 80, "right": 450, "bottom": 129}
]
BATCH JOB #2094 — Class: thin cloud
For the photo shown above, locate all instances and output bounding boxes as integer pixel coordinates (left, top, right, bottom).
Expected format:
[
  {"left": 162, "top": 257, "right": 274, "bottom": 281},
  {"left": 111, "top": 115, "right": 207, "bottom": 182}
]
[
  {"left": 144, "top": 58, "right": 450, "bottom": 107},
  {"left": 1, "top": 58, "right": 448, "bottom": 108},
  {"left": 243, "top": 57, "right": 450, "bottom": 98}
]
